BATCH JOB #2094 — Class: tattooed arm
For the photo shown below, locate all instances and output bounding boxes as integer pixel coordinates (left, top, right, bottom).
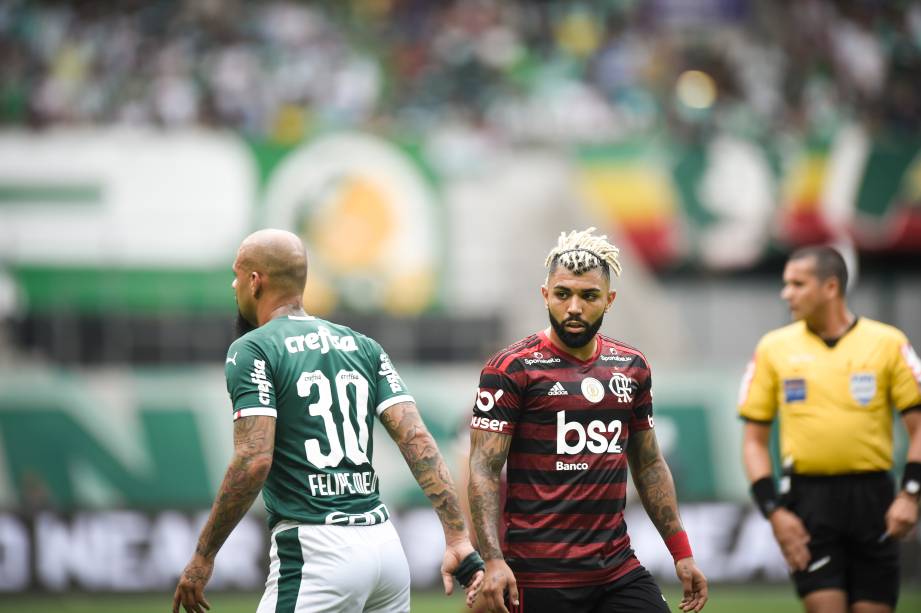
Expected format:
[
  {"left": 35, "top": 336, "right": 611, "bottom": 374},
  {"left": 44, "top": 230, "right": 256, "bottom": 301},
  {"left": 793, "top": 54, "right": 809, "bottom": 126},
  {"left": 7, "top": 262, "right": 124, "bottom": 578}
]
[
  {"left": 468, "top": 429, "right": 518, "bottom": 613},
  {"left": 380, "top": 401, "right": 481, "bottom": 599},
  {"left": 626, "top": 428, "right": 683, "bottom": 538},
  {"left": 627, "top": 428, "right": 708, "bottom": 612},
  {"left": 173, "top": 415, "right": 275, "bottom": 613}
]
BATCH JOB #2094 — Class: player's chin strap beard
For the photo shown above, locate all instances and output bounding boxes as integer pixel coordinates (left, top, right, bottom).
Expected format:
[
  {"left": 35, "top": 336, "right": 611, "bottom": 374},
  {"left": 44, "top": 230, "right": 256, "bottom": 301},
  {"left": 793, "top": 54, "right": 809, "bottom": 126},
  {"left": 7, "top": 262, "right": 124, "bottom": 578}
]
[
  {"left": 235, "top": 311, "right": 258, "bottom": 339},
  {"left": 548, "top": 310, "right": 604, "bottom": 349}
]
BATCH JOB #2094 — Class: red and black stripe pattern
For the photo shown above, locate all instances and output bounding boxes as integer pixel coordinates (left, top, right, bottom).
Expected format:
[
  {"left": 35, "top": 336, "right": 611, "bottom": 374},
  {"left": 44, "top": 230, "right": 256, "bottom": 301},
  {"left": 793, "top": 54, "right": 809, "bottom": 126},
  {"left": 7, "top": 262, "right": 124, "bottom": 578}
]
[{"left": 470, "top": 330, "right": 654, "bottom": 588}]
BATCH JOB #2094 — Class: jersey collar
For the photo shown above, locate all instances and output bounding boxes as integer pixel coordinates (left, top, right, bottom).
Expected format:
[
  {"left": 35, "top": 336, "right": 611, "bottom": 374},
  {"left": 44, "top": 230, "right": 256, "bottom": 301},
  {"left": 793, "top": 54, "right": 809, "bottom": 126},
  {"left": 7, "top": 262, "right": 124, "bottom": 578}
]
[
  {"left": 806, "top": 316, "right": 860, "bottom": 349},
  {"left": 538, "top": 329, "right": 604, "bottom": 365}
]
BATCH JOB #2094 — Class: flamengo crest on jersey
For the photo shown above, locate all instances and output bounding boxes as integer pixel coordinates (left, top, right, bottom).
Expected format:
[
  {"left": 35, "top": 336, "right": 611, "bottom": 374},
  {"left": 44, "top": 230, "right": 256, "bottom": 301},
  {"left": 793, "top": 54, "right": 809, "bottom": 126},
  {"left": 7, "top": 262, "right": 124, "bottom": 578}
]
[{"left": 608, "top": 373, "right": 636, "bottom": 403}]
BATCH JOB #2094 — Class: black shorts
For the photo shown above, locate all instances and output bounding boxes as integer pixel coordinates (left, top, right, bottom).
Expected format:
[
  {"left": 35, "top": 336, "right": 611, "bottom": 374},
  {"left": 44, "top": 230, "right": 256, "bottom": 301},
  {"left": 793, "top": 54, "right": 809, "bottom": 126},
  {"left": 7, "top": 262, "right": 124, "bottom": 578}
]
[
  {"left": 784, "top": 472, "right": 899, "bottom": 606},
  {"left": 510, "top": 567, "right": 669, "bottom": 613}
]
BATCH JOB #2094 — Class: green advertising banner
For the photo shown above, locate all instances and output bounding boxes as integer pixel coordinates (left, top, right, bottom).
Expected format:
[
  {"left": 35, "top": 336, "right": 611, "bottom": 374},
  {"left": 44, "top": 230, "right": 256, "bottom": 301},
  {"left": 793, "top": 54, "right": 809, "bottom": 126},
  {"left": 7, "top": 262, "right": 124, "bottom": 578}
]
[{"left": 0, "top": 366, "right": 742, "bottom": 511}]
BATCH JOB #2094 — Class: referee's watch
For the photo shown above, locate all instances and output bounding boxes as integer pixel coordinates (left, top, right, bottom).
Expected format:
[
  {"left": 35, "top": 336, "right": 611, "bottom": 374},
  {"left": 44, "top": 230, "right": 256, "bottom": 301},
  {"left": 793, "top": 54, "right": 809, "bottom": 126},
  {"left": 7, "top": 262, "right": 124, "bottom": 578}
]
[{"left": 901, "top": 462, "right": 921, "bottom": 501}]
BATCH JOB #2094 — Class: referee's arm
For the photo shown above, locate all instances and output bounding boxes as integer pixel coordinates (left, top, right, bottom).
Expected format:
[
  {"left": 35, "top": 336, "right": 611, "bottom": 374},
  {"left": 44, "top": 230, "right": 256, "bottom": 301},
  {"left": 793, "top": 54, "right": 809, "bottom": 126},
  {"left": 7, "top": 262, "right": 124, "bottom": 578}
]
[
  {"left": 741, "top": 419, "right": 773, "bottom": 484},
  {"left": 885, "top": 408, "right": 921, "bottom": 539},
  {"left": 741, "top": 419, "right": 811, "bottom": 572}
]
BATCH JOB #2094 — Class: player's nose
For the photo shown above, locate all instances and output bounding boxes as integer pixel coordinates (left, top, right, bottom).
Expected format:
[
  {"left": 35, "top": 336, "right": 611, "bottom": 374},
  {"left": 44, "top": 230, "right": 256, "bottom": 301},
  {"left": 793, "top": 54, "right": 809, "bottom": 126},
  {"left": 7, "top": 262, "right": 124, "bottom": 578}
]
[{"left": 566, "top": 297, "right": 582, "bottom": 314}]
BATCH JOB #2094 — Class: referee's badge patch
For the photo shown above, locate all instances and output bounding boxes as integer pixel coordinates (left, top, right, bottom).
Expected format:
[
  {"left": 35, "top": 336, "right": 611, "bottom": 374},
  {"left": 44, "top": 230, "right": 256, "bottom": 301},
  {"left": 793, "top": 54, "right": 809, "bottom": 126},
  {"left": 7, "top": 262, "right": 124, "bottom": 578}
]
[
  {"left": 850, "top": 373, "right": 876, "bottom": 406},
  {"left": 783, "top": 378, "right": 806, "bottom": 402}
]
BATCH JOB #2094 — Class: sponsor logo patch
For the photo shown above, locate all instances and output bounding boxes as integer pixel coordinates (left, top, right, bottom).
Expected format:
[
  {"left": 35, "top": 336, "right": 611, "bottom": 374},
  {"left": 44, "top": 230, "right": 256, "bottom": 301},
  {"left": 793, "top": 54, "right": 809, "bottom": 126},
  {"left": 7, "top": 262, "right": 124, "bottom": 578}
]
[
  {"left": 581, "top": 377, "right": 605, "bottom": 403},
  {"left": 475, "top": 389, "right": 504, "bottom": 412},
  {"left": 523, "top": 356, "right": 562, "bottom": 366},
  {"left": 249, "top": 359, "right": 273, "bottom": 405},
  {"left": 783, "top": 378, "right": 806, "bottom": 403},
  {"left": 601, "top": 354, "right": 633, "bottom": 362},
  {"left": 556, "top": 411, "right": 623, "bottom": 454},
  {"left": 470, "top": 415, "right": 508, "bottom": 432},
  {"left": 547, "top": 382, "right": 568, "bottom": 396},
  {"left": 849, "top": 372, "right": 876, "bottom": 406},
  {"left": 556, "top": 461, "right": 589, "bottom": 471},
  {"left": 284, "top": 326, "right": 357, "bottom": 355},
  {"left": 378, "top": 353, "right": 403, "bottom": 393}
]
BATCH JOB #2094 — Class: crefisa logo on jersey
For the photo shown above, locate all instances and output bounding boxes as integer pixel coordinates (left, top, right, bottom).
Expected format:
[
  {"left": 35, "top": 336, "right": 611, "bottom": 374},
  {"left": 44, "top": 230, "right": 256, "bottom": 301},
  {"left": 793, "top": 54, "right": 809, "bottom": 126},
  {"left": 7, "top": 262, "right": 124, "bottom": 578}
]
[
  {"left": 250, "top": 359, "right": 273, "bottom": 405},
  {"left": 378, "top": 353, "right": 403, "bottom": 393},
  {"left": 284, "top": 326, "right": 357, "bottom": 355},
  {"left": 608, "top": 373, "right": 636, "bottom": 403}
]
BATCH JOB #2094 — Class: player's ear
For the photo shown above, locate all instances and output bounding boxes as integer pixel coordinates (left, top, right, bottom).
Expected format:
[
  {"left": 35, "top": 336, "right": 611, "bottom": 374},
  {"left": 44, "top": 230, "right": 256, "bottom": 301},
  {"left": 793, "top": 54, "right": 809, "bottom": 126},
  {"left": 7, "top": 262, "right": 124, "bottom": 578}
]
[
  {"left": 606, "top": 290, "right": 616, "bottom": 312},
  {"left": 250, "top": 271, "right": 262, "bottom": 297},
  {"left": 540, "top": 284, "right": 550, "bottom": 308}
]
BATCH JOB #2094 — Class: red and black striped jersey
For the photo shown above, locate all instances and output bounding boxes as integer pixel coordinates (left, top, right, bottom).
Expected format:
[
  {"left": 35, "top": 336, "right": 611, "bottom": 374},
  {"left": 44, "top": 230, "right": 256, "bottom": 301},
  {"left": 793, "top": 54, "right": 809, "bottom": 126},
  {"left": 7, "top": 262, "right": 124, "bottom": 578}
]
[{"left": 469, "top": 330, "right": 655, "bottom": 588}]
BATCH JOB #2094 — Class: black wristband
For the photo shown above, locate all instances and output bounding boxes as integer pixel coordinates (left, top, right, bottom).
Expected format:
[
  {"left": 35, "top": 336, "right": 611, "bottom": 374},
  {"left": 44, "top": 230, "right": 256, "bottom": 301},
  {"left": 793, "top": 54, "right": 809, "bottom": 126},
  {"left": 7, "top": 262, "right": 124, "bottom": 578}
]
[
  {"left": 901, "top": 462, "right": 921, "bottom": 498},
  {"left": 453, "top": 551, "right": 485, "bottom": 587},
  {"left": 751, "top": 476, "right": 780, "bottom": 518}
]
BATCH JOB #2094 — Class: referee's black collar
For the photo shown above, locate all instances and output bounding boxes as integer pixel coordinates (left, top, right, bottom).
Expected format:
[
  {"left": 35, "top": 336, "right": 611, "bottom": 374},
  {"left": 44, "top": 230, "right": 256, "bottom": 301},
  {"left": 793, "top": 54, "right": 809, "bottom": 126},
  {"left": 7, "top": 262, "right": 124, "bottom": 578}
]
[{"left": 811, "top": 316, "right": 860, "bottom": 348}]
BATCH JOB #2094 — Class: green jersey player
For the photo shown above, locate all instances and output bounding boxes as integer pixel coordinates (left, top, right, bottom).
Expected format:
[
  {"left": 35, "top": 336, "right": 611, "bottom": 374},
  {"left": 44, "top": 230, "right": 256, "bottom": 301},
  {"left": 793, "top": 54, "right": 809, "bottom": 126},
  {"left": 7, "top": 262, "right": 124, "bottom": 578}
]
[{"left": 173, "top": 229, "right": 483, "bottom": 613}]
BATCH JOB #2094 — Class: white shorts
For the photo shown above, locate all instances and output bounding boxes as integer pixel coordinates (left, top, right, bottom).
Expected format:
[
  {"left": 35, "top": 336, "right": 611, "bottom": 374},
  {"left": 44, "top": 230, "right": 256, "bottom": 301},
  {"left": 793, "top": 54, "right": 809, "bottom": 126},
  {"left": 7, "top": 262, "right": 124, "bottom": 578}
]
[{"left": 256, "top": 520, "right": 411, "bottom": 613}]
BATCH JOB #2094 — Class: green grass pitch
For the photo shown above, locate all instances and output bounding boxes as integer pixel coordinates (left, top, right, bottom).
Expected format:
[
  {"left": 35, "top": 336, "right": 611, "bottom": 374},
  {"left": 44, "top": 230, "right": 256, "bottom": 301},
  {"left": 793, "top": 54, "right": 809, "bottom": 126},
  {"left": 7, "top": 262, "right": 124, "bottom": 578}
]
[{"left": 0, "top": 587, "right": 919, "bottom": 613}]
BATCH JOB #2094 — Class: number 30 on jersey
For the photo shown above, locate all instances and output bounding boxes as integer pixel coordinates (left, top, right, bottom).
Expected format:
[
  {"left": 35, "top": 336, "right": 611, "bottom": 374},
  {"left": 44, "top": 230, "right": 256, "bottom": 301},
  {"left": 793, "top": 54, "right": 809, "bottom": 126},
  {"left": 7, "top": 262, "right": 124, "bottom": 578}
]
[{"left": 297, "top": 370, "right": 370, "bottom": 468}]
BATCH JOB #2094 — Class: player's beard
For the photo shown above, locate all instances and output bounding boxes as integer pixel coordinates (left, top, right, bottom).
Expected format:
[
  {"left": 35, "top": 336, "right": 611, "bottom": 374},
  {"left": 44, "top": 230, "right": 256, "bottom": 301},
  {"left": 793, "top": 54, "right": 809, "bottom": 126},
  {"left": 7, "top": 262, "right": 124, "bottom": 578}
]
[
  {"left": 548, "top": 311, "right": 604, "bottom": 349},
  {"left": 235, "top": 310, "right": 257, "bottom": 339}
]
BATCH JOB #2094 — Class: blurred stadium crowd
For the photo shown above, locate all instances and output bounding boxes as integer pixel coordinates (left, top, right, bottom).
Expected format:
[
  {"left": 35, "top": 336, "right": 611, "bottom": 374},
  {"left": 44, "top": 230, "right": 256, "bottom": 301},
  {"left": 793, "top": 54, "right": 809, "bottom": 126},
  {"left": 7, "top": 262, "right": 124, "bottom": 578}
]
[{"left": 2, "top": 0, "right": 920, "bottom": 144}]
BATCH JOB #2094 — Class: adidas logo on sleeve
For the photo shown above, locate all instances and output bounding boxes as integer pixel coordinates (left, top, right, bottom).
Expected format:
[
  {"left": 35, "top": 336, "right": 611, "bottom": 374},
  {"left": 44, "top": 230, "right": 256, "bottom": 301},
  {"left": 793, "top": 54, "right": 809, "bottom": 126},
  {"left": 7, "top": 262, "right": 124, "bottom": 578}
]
[{"left": 548, "top": 382, "right": 568, "bottom": 396}]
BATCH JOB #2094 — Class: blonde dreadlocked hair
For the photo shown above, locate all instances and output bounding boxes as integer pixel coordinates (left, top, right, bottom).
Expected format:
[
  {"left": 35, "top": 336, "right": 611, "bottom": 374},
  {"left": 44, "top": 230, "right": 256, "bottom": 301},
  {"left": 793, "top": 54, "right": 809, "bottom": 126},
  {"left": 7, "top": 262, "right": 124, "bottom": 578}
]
[{"left": 544, "top": 227, "right": 622, "bottom": 279}]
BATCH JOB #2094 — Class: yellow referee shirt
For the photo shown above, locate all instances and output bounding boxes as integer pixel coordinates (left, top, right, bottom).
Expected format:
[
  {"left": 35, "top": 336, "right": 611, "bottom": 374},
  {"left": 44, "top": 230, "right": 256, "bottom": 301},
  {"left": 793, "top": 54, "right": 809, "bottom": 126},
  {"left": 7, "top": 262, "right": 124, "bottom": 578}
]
[{"left": 738, "top": 318, "right": 921, "bottom": 475}]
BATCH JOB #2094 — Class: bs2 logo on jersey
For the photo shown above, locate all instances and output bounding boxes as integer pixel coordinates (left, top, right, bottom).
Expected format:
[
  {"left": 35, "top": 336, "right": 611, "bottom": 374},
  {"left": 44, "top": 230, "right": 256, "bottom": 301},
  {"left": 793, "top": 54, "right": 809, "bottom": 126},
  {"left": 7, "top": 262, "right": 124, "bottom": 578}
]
[
  {"left": 475, "top": 389, "right": 504, "bottom": 412},
  {"left": 556, "top": 411, "right": 623, "bottom": 455}
]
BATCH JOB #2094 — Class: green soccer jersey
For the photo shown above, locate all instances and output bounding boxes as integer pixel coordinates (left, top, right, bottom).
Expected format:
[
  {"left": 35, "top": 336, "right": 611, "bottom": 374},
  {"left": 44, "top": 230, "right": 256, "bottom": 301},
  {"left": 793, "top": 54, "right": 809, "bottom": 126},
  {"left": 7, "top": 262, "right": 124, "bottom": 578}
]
[{"left": 224, "top": 314, "right": 413, "bottom": 528}]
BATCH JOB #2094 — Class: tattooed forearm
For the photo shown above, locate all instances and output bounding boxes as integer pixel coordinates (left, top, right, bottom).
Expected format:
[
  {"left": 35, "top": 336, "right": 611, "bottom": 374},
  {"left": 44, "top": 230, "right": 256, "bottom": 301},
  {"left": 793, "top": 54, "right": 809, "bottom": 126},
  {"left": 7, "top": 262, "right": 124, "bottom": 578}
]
[
  {"left": 381, "top": 402, "right": 467, "bottom": 537},
  {"left": 468, "top": 429, "right": 511, "bottom": 560},
  {"left": 627, "top": 429, "right": 683, "bottom": 538},
  {"left": 195, "top": 415, "right": 275, "bottom": 560}
]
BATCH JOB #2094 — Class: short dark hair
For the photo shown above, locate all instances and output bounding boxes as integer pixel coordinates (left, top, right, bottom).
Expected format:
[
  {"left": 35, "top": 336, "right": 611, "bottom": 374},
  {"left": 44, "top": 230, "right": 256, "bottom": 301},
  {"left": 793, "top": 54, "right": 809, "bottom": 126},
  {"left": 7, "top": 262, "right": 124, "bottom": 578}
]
[{"left": 789, "top": 245, "right": 848, "bottom": 296}]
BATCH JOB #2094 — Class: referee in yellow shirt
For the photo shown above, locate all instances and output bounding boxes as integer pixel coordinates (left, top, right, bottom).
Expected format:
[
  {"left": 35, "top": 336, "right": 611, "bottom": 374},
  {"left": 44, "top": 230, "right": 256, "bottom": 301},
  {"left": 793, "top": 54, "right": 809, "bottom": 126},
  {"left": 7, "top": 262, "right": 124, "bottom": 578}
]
[{"left": 739, "top": 246, "right": 921, "bottom": 613}]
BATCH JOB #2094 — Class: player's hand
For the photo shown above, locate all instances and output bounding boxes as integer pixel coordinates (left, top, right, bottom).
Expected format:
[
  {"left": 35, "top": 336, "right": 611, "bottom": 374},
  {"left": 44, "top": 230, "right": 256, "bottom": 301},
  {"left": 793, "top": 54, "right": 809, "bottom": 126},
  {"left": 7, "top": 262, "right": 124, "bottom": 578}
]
[
  {"left": 884, "top": 491, "right": 920, "bottom": 540},
  {"left": 464, "top": 570, "right": 485, "bottom": 609},
  {"left": 769, "top": 507, "right": 811, "bottom": 571},
  {"left": 675, "top": 557, "right": 708, "bottom": 611},
  {"left": 441, "top": 536, "right": 485, "bottom": 606},
  {"left": 478, "top": 558, "right": 518, "bottom": 613},
  {"left": 172, "top": 554, "right": 214, "bottom": 613}
]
